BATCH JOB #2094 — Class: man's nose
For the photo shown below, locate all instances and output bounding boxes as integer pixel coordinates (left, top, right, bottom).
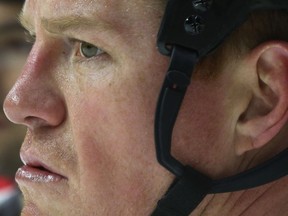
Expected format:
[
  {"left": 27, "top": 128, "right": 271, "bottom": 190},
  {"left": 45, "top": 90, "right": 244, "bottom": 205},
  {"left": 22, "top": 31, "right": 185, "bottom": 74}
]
[{"left": 3, "top": 45, "right": 66, "bottom": 130}]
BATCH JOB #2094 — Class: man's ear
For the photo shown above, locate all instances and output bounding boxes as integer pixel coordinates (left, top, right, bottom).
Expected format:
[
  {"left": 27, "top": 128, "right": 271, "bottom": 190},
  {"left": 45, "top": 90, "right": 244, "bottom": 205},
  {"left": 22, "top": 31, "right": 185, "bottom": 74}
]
[{"left": 236, "top": 42, "right": 288, "bottom": 155}]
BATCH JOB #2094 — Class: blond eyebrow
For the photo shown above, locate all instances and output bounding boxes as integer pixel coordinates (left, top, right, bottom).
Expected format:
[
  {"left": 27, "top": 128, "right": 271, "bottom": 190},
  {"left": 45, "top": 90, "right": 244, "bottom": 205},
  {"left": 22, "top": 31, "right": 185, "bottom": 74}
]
[
  {"left": 41, "top": 15, "right": 113, "bottom": 34},
  {"left": 18, "top": 9, "right": 34, "bottom": 33}
]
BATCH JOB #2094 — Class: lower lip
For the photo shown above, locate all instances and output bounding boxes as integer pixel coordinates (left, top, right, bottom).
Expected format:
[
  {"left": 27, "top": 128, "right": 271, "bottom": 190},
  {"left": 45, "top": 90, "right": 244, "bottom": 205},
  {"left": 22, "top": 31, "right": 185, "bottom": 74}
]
[{"left": 15, "top": 165, "right": 65, "bottom": 183}]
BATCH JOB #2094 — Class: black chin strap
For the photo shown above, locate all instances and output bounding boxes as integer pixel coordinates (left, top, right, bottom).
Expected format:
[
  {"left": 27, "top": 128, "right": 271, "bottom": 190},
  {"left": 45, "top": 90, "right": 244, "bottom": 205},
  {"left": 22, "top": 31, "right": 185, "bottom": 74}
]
[
  {"left": 152, "top": 149, "right": 288, "bottom": 216},
  {"left": 152, "top": 46, "right": 288, "bottom": 216},
  {"left": 154, "top": 46, "right": 198, "bottom": 177},
  {"left": 152, "top": 166, "right": 211, "bottom": 216}
]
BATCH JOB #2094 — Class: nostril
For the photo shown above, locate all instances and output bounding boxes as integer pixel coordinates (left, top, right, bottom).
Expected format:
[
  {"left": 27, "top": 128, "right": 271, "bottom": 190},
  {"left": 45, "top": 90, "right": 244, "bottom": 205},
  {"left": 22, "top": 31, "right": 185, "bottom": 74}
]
[{"left": 24, "top": 116, "right": 51, "bottom": 129}]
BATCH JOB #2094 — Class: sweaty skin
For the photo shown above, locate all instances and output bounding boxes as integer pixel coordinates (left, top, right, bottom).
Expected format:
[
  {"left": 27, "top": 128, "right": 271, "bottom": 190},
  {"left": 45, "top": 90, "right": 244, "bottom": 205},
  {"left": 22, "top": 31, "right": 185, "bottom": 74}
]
[
  {"left": 4, "top": 0, "right": 288, "bottom": 216},
  {"left": 4, "top": 0, "right": 174, "bottom": 215}
]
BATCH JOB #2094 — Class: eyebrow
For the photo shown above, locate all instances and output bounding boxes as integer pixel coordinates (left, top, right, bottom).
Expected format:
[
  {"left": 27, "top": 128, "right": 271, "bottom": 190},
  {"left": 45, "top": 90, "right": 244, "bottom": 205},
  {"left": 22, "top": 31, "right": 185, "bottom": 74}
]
[
  {"left": 19, "top": 10, "right": 113, "bottom": 34},
  {"left": 18, "top": 10, "right": 34, "bottom": 33}
]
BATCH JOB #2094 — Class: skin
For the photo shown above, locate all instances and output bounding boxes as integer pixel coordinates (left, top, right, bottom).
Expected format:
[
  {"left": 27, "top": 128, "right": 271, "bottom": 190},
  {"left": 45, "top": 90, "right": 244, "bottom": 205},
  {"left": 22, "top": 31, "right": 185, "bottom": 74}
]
[
  {"left": 0, "top": 2, "right": 27, "bottom": 177},
  {"left": 4, "top": 0, "right": 288, "bottom": 215},
  {"left": 4, "top": 0, "right": 174, "bottom": 215}
]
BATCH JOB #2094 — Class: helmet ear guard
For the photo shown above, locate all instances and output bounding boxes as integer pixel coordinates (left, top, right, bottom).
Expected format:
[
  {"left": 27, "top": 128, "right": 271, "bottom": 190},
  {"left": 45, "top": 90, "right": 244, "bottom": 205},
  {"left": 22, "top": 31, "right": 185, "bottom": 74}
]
[{"left": 153, "top": 1, "right": 288, "bottom": 215}]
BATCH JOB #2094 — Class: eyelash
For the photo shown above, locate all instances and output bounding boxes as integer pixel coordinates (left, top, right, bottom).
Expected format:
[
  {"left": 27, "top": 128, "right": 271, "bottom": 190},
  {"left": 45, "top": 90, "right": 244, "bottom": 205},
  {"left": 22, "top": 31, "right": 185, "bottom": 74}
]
[
  {"left": 24, "top": 31, "right": 36, "bottom": 44},
  {"left": 71, "top": 39, "right": 107, "bottom": 63}
]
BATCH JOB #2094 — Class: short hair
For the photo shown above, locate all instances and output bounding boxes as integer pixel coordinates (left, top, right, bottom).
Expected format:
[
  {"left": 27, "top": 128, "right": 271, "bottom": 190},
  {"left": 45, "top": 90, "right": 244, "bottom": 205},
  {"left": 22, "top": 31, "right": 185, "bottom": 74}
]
[
  {"left": 155, "top": 1, "right": 288, "bottom": 78},
  {"left": 194, "top": 10, "right": 288, "bottom": 79}
]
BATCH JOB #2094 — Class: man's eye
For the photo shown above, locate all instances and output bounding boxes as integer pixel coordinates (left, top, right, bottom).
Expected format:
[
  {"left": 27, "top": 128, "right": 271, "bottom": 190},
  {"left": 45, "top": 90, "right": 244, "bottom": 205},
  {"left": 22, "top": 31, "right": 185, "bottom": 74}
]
[{"left": 80, "top": 42, "right": 104, "bottom": 58}]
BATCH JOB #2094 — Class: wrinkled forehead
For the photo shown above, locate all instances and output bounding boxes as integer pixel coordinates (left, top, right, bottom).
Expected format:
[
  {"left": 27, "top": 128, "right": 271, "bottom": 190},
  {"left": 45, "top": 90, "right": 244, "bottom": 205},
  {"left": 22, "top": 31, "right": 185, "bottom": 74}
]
[
  {"left": 24, "top": 0, "right": 115, "bottom": 16},
  {"left": 23, "top": 0, "right": 162, "bottom": 26}
]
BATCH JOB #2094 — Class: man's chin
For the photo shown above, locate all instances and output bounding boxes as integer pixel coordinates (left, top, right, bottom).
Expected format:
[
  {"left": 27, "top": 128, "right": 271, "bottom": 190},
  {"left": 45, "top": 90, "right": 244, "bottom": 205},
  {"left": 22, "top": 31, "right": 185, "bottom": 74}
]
[{"left": 21, "top": 202, "right": 41, "bottom": 216}]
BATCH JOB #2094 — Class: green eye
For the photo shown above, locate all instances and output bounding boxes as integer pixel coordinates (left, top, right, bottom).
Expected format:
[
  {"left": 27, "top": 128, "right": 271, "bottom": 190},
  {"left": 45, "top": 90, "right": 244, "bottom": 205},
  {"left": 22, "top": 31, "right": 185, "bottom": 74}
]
[{"left": 80, "top": 42, "right": 103, "bottom": 58}]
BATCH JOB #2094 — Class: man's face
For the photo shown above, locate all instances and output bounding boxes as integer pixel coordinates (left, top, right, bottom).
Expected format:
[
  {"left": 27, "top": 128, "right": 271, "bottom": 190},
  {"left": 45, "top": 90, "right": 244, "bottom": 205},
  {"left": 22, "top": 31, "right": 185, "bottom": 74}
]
[
  {"left": 0, "top": 3, "right": 28, "bottom": 176},
  {"left": 4, "top": 0, "right": 175, "bottom": 215},
  {"left": 3, "top": 0, "right": 242, "bottom": 215}
]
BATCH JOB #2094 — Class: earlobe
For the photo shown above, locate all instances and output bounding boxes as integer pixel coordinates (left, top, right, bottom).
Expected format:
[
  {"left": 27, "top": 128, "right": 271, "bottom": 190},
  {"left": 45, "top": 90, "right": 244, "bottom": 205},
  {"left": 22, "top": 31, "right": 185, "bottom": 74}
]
[{"left": 236, "top": 43, "right": 288, "bottom": 155}]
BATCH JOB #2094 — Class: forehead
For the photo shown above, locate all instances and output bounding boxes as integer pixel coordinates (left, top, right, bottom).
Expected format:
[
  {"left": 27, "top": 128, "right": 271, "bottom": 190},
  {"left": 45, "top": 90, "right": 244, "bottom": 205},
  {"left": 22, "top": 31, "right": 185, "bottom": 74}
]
[
  {"left": 27, "top": 0, "right": 117, "bottom": 16},
  {"left": 23, "top": 0, "right": 160, "bottom": 25}
]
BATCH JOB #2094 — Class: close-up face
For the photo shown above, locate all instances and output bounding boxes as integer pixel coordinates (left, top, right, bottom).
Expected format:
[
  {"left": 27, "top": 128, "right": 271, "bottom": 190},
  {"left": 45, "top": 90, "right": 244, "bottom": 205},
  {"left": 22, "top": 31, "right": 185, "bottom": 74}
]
[
  {"left": 3, "top": 0, "right": 245, "bottom": 215},
  {"left": 4, "top": 0, "right": 174, "bottom": 215},
  {"left": 0, "top": 2, "right": 29, "bottom": 176}
]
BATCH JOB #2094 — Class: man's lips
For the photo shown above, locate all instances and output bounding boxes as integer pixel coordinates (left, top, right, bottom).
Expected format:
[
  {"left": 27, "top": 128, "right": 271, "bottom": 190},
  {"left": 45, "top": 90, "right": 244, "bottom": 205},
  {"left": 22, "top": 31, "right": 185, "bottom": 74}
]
[
  {"left": 16, "top": 152, "right": 67, "bottom": 184},
  {"left": 16, "top": 165, "right": 64, "bottom": 183}
]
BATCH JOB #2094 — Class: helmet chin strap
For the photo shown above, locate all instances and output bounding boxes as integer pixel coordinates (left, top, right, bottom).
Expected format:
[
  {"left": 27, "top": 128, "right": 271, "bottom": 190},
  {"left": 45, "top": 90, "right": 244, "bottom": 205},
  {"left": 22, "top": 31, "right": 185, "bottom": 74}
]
[{"left": 153, "top": 1, "right": 288, "bottom": 215}]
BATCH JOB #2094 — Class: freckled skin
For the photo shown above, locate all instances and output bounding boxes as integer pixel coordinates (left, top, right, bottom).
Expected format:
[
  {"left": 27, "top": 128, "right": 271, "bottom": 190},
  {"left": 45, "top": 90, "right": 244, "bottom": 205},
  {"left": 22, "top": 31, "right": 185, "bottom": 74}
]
[
  {"left": 4, "top": 0, "right": 269, "bottom": 215},
  {"left": 4, "top": 0, "right": 176, "bottom": 215},
  {"left": 3, "top": 0, "right": 240, "bottom": 214}
]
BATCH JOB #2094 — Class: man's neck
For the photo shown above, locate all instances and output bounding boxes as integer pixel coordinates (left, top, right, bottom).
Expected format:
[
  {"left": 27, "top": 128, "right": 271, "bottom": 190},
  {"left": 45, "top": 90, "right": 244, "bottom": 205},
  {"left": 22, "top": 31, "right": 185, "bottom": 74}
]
[{"left": 191, "top": 176, "right": 288, "bottom": 216}]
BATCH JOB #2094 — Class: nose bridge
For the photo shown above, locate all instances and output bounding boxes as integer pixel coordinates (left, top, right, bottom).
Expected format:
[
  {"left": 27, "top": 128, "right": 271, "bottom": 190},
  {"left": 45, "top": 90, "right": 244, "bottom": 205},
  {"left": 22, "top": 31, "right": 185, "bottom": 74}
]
[
  {"left": 3, "top": 42, "right": 66, "bottom": 129},
  {"left": 7, "top": 42, "right": 52, "bottom": 106},
  {"left": 23, "top": 41, "right": 54, "bottom": 79}
]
